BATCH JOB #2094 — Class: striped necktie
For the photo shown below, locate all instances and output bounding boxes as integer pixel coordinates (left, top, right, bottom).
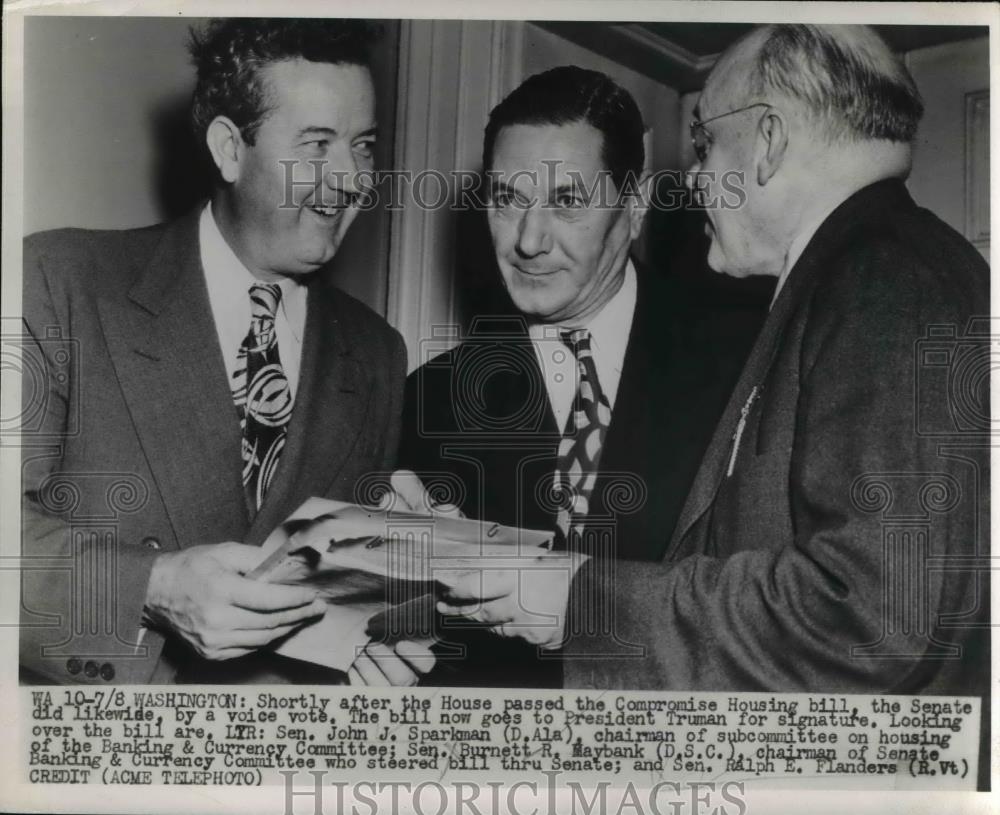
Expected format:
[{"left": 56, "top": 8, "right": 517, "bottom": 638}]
[
  {"left": 231, "top": 283, "right": 294, "bottom": 511},
  {"left": 553, "top": 328, "right": 612, "bottom": 540}
]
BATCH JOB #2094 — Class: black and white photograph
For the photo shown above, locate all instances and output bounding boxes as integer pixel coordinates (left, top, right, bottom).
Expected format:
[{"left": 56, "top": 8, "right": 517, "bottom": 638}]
[{"left": 1, "top": 2, "right": 996, "bottom": 813}]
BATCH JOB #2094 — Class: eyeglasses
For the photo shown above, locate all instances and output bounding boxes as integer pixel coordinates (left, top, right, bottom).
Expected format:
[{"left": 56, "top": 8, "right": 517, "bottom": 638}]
[{"left": 689, "top": 103, "right": 770, "bottom": 163}]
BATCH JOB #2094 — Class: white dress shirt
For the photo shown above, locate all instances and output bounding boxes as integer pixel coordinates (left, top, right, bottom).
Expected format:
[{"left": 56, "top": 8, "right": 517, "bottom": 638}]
[
  {"left": 137, "top": 207, "right": 309, "bottom": 646},
  {"left": 528, "top": 260, "right": 638, "bottom": 434},
  {"left": 199, "top": 203, "right": 308, "bottom": 397}
]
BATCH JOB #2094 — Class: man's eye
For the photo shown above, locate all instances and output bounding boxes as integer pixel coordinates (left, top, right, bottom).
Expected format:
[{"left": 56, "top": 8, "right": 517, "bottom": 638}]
[
  {"left": 302, "top": 139, "right": 328, "bottom": 153},
  {"left": 491, "top": 192, "right": 515, "bottom": 208},
  {"left": 554, "top": 194, "right": 583, "bottom": 209},
  {"left": 354, "top": 140, "right": 376, "bottom": 158}
]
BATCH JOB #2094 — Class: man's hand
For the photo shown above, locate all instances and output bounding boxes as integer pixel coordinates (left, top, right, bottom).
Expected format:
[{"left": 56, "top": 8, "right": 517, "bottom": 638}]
[
  {"left": 144, "top": 542, "right": 326, "bottom": 660},
  {"left": 379, "top": 470, "right": 464, "bottom": 517},
  {"left": 348, "top": 640, "right": 436, "bottom": 686},
  {"left": 435, "top": 553, "right": 588, "bottom": 649}
]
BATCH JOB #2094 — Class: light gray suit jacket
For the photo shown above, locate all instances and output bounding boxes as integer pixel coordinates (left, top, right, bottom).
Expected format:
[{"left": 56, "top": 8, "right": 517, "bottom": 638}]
[{"left": 20, "top": 209, "right": 406, "bottom": 684}]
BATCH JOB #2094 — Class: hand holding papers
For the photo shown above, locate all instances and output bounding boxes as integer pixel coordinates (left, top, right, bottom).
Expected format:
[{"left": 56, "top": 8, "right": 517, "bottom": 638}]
[
  {"left": 436, "top": 551, "right": 589, "bottom": 649},
  {"left": 347, "top": 640, "right": 437, "bottom": 687},
  {"left": 380, "top": 470, "right": 588, "bottom": 650},
  {"left": 248, "top": 497, "right": 556, "bottom": 672},
  {"left": 143, "top": 542, "right": 327, "bottom": 662}
]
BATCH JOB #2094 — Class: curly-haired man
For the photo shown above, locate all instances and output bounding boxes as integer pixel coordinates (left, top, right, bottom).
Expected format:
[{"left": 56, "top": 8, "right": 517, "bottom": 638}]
[{"left": 20, "top": 19, "right": 429, "bottom": 686}]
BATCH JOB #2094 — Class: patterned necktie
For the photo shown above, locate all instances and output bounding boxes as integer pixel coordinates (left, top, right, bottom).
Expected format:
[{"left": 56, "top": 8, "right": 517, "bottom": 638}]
[
  {"left": 231, "top": 283, "right": 294, "bottom": 511},
  {"left": 553, "top": 328, "right": 612, "bottom": 540}
]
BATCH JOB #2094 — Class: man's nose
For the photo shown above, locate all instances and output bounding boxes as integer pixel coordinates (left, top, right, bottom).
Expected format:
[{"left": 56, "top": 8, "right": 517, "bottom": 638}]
[
  {"left": 685, "top": 163, "right": 710, "bottom": 208},
  {"left": 515, "top": 206, "right": 552, "bottom": 257},
  {"left": 684, "top": 161, "right": 701, "bottom": 192},
  {"left": 323, "top": 144, "right": 363, "bottom": 196}
]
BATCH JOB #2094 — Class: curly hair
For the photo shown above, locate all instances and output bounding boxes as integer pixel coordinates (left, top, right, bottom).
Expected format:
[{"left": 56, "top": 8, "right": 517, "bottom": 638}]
[{"left": 188, "top": 18, "right": 380, "bottom": 146}]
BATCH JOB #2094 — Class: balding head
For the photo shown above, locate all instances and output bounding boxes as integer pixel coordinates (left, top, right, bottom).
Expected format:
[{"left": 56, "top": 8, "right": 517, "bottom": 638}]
[
  {"left": 690, "top": 25, "right": 921, "bottom": 279},
  {"left": 698, "top": 27, "right": 770, "bottom": 120},
  {"left": 713, "top": 24, "right": 923, "bottom": 144}
]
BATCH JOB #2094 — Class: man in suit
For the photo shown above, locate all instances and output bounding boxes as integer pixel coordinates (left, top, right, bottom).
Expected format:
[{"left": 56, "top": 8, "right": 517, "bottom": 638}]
[
  {"left": 398, "top": 67, "right": 746, "bottom": 686},
  {"left": 19, "top": 18, "right": 430, "bottom": 686},
  {"left": 436, "top": 24, "right": 990, "bottom": 705}
]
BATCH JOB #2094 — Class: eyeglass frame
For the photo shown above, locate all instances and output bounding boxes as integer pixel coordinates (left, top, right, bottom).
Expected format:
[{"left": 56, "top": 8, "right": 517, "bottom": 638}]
[{"left": 689, "top": 102, "right": 771, "bottom": 163}]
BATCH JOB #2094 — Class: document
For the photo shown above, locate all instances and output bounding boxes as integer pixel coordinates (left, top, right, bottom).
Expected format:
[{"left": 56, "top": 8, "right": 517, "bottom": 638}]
[{"left": 248, "top": 497, "right": 554, "bottom": 671}]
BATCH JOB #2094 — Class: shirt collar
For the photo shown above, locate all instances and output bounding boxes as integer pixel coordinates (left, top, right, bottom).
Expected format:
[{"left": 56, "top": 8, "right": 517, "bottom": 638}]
[
  {"left": 585, "top": 258, "right": 637, "bottom": 361},
  {"left": 770, "top": 202, "right": 842, "bottom": 309},
  {"left": 199, "top": 203, "right": 307, "bottom": 339}
]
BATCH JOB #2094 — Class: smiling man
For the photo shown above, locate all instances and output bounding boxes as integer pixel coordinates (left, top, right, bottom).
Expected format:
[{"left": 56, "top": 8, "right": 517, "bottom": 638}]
[
  {"left": 20, "top": 19, "right": 429, "bottom": 686},
  {"left": 398, "top": 66, "right": 744, "bottom": 687}
]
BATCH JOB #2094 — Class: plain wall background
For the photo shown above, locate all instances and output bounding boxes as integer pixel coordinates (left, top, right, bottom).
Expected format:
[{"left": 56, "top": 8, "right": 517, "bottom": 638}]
[
  {"left": 906, "top": 36, "right": 990, "bottom": 240},
  {"left": 24, "top": 17, "right": 196, "bottom": 233},
  {"left": 521, "top": 25, "right": 681, "bottom": 174}
]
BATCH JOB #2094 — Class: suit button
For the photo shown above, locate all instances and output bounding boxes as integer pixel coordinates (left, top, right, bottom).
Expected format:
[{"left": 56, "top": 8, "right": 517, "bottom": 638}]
[
  {"left": 100, "top": 663, "right": 115, "bottom": 681},
  {"left": 66, "top": 658, "right": 82, "bottom": 675},
  {"left": 83, "top": 661, "right": 98, "bottom": 678},
  {"left": 140, "top": 536, "right": 162, "bottom": 550}
]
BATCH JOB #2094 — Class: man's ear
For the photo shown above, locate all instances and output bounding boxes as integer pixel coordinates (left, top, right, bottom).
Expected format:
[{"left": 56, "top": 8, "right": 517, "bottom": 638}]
[
  {"left": 755, "top": 107, "right": 789, "bottom": 186},
  {"left": 205, "top": 116, "right": 244, "bottom": 184},
  {"left": 625, "top": 172, "right": 653, "bottom": 240}
]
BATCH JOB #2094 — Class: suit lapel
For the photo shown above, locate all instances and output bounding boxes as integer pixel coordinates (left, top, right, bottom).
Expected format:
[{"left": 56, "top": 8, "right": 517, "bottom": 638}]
[
  {"left": 244, "top": 278, "right": 372, "bottom": 545},
  {"left": 487, "top": 323, "right": 560, "bottom": 527},
  {"left": 664, "top": 281, "right": 796, "bottom": 555},
  {"left": 598, "top": 271, "right": 678, "bottom": 470},
  {"left": 665, "top": 179, "right": 915, "bottom": 556},
  {"left": 466, "top": 317, "right": 557, "bottom": 438},
  {"left": 453, "top": 320, "right": 558, "bottom": 530},
  {"left": 502, "top": 326, "right": 558, "bottom": 435},
  {"left": 98, "top": 211, "right": 249, "bottom": 548},
  {"left": 594, "top": 272, "right": 713, "bottom": 556},
  {"left": 590, "top": 272, "right": 661, "bottom": 521}
]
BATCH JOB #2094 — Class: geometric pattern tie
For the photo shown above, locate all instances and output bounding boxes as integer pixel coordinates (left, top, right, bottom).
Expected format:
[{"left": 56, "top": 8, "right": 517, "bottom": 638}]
[
  {"left": 231, "top": 283, "right": 294, "bottom": 511},
  {"left": 553, "top": 328, "right": 612, "bottom": 542}
]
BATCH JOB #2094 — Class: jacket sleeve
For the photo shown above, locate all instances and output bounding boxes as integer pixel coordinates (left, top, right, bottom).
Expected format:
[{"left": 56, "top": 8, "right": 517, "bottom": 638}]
[{"left": 19, "top": 235, "right": 164, "bottom": 684}]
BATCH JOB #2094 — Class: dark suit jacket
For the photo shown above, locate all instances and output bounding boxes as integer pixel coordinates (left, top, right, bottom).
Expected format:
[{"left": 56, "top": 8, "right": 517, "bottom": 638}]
[
  {"left": 564, "top": 180, "right": 990, "bottom": 702},
  {"left": 19, "top": 209, "right": 406, "bottom": 684},
  {"left": 398, "top": 267, "right": 748, "bottom": 685}
]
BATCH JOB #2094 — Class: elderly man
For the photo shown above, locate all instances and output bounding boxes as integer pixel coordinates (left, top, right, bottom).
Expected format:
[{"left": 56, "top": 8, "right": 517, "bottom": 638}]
[
  {"left": 20, "top": 18, "right": 430, "bottom": 686},
  {"left": 397, "top": 66, "right": 744, "bottom": 687},
  {"left": 436, "top": 24, "right": 989, "bottom": 703}
]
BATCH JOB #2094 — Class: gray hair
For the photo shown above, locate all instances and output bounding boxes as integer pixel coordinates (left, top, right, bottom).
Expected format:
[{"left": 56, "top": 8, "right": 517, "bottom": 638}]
[{"left": 747, "top": 24, "right": 923, "bottom": 143}]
